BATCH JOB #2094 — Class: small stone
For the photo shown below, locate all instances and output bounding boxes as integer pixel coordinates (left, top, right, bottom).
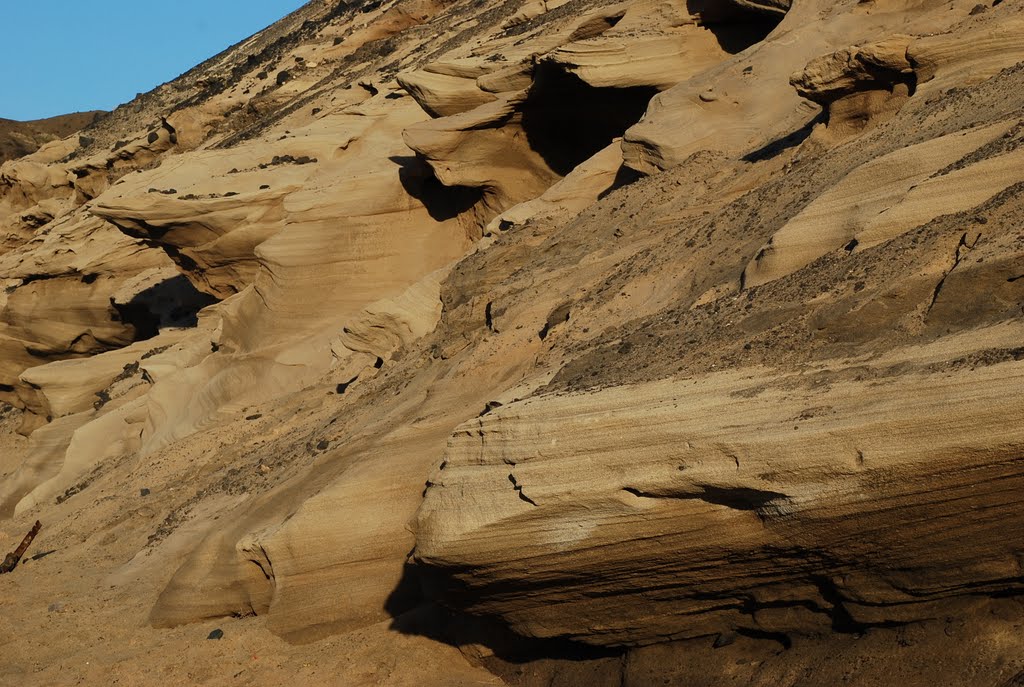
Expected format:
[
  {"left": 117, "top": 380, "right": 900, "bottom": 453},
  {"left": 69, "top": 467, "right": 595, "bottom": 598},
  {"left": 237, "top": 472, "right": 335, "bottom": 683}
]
[
  {"left": 713, "top": 632, "right": 737, "bottom": 648},
  {"left": 140, "top": 488, "right": 151, "bottom": 497},
  {"left": 208, "top": 628, "right": 224, "bottom": 640},
  {"left": 316, "top": 439, "right": 330, "bottom": 451},
  {"left": 479, "top": 401, "right": 503, "bottom": 417},
  {"left": 259, "top": 464, "right": 271, "bottom": 475}
]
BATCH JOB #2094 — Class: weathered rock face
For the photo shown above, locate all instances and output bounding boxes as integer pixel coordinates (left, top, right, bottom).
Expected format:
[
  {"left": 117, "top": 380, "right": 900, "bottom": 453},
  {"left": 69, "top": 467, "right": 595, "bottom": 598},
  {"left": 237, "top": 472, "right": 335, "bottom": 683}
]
[
  {"left": 741, "top": 118, "right": 1024, "bottom": 289},
  {"left": 3, "top": 0, "right": 1024, "bottom": 683},
  {"left": 2, "top": 0, "right": 720, "bottom": 643},
  {"left": 416, "top": 348, "right": 1024, "bottom": 645},
  {"left": 0, "top": 209, "right": 194, "bottom": 418}
]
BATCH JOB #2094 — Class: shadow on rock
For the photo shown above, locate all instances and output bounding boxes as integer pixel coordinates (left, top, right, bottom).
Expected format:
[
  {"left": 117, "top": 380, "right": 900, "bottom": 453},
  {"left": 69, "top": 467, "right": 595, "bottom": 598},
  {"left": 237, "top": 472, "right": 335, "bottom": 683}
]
[{"left": 385, "top": 562, "right": 625, "bottom": 686}]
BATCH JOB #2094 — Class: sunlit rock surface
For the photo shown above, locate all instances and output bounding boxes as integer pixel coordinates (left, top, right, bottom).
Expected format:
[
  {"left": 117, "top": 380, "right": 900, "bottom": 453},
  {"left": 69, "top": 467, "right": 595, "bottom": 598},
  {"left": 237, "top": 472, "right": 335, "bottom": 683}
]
[{"left": 2, "top": 0, "right": 1024, "bottom": 684}]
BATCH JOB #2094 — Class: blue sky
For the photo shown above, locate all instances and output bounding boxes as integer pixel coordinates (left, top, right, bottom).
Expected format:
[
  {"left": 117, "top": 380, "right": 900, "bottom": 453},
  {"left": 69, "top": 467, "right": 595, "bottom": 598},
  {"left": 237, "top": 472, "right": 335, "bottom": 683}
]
[{"left": 1, "top": 1, "right": 308, "bottom": 121}]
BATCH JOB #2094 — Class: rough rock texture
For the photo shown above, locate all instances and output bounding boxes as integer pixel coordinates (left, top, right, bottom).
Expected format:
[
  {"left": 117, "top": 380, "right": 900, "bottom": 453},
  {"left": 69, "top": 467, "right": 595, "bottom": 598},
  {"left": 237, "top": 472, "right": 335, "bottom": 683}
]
[
  {"left": 0, "top": 112, "right": 105, "bottom": 165},
  {"left": 418, "top": 339, "right": 1024, "bottom": 645},
  {"left": 2, "top": 0, "right": 1024, "bottom": 684}
]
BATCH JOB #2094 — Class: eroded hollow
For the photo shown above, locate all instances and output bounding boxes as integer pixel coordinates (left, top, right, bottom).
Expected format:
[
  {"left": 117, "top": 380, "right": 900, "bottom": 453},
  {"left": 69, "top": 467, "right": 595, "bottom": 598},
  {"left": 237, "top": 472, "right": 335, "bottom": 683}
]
[
  {"left": 391, "top": 155, "right": 484, "bottom": 222},
  {"left": 112, "top": 274, "right": 219, "bottom": 341},
  {"left": 522, "top": 63, "right": 658, "bottom": 176},
  {"left": 687, "top": 0, "right": 788, "bottom": 53}
]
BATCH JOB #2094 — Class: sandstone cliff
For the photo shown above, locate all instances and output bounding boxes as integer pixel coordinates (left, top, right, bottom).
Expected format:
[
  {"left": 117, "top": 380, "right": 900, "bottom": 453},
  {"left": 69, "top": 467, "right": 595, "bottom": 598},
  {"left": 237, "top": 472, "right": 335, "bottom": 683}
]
[{"left": 2, "top": 0, "right": 1024, "bottom": 684}]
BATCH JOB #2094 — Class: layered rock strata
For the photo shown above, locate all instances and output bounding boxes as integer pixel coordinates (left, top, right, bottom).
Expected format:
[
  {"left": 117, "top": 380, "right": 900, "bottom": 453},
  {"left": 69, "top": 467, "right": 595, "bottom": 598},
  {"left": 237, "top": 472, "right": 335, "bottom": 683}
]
[{"left": 1, "top": 0, "right": 1023, "bottom": 683}]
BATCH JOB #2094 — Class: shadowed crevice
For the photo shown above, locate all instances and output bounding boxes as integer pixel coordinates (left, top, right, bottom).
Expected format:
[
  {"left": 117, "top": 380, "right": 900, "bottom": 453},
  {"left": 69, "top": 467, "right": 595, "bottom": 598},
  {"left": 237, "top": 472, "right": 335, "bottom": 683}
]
[
  {"left": 112, "top": 274, "right": 219, "bottom": 341},
  {"left": 391, "top": 154, "right": 485, "bottom": 222},
  {"left": 687, "top": 0, "right": 789, "bottom": 53},
  {"left": 522, "top": 64, "right": 658, "bottom": 177}
]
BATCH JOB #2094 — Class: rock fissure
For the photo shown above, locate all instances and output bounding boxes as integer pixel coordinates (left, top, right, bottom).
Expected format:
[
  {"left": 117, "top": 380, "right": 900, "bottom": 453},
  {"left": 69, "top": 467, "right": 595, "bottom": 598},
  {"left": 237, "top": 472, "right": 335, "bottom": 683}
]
[{"left": 926, "top": 230, "right": 982, "bottom": 315}]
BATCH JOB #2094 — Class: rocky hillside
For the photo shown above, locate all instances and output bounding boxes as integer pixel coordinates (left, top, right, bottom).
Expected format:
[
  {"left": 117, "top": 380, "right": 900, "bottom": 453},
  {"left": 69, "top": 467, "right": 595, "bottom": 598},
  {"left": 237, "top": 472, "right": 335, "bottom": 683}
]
[
  {"left": 0, "top": 111, "right": 106, "bottom": 164},
  {"left": 1, "top": 0, "right": 1023, "bottom": 684}
]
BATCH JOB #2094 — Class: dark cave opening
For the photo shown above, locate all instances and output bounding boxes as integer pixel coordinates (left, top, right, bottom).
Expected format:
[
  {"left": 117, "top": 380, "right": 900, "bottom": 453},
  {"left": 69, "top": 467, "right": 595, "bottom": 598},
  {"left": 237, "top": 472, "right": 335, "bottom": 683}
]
[
  {"left": 386, "top": 564, "right": 623, "bottom": 667},
  {"left": 687, "top": 0, "right": 788, "bottom": 54},
  {"left": 522, "top": 64, "right": 659, "bottom": 177},
  {"left": 111, "top": 274, "right": 219, "bottom": 342}
]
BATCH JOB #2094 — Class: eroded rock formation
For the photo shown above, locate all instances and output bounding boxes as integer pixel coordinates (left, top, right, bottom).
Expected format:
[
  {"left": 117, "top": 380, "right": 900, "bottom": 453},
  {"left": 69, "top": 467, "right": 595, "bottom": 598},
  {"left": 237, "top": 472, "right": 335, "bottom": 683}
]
[{"left": 2, "top": 0, "right": 1024, "bottom": 684}]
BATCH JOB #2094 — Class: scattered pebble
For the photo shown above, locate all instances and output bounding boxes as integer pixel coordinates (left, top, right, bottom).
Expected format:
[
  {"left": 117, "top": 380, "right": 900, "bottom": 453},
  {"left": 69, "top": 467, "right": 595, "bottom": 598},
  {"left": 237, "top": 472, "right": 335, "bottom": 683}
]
[
  {"left": 713, "top": 632, "right": 737, "bottom": 648},
  {"left": 208, "top": 628, "right": 224, "bottom": 640}
]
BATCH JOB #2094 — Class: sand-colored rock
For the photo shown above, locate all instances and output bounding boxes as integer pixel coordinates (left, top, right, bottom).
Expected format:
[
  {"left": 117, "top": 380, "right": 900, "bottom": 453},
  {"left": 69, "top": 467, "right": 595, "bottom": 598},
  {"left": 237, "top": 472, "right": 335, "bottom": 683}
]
[
  {"left": 0, "top": 412, "right": 92, "bottom": 518},
  {"left": 0, "top": 331, "right": 191, "bottom": 517},
  {"left": 404, "top": 92, "right": 554, "bottom": 213},
  {"left": 483, "top": 140, "right": 625, "bottom": 233},
  {"left": 18, "top": 330, "right": 184, "bottom": 420},
  {"left": 397, "top": 68, "right": 498, "bottom": 118},
  {"left": 331, "top": 266, "right": 447, "bottom": 364},
  {"left": 790, "top": 35, "right": 916, "bottom": 138},
  {"left": 0, "top": 157, "right": 76, "bottom": 222},
  {"left": 2, "top": 0, "right": 1024, "bottom": 683},
  {"left": 621, "top": 0, "right": 1014, "bottom": 173},
  {"left": 909, "top": 16, "right": 1024, "bottom": 87},
  {"left": 417, "top": 341, "right": 1024, "bottom": 645},
  {"left": 0, "top": 209, "right": 206, "bottom": 411},
  {"left": 544, "top": 0, "right": 742, "bottom": 91},
  {"left": 791, "top": 36, "right": 915, "bottom": 103},
  {"left": 742, "top": 118, "right": 1022, "bottom": 289}
]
